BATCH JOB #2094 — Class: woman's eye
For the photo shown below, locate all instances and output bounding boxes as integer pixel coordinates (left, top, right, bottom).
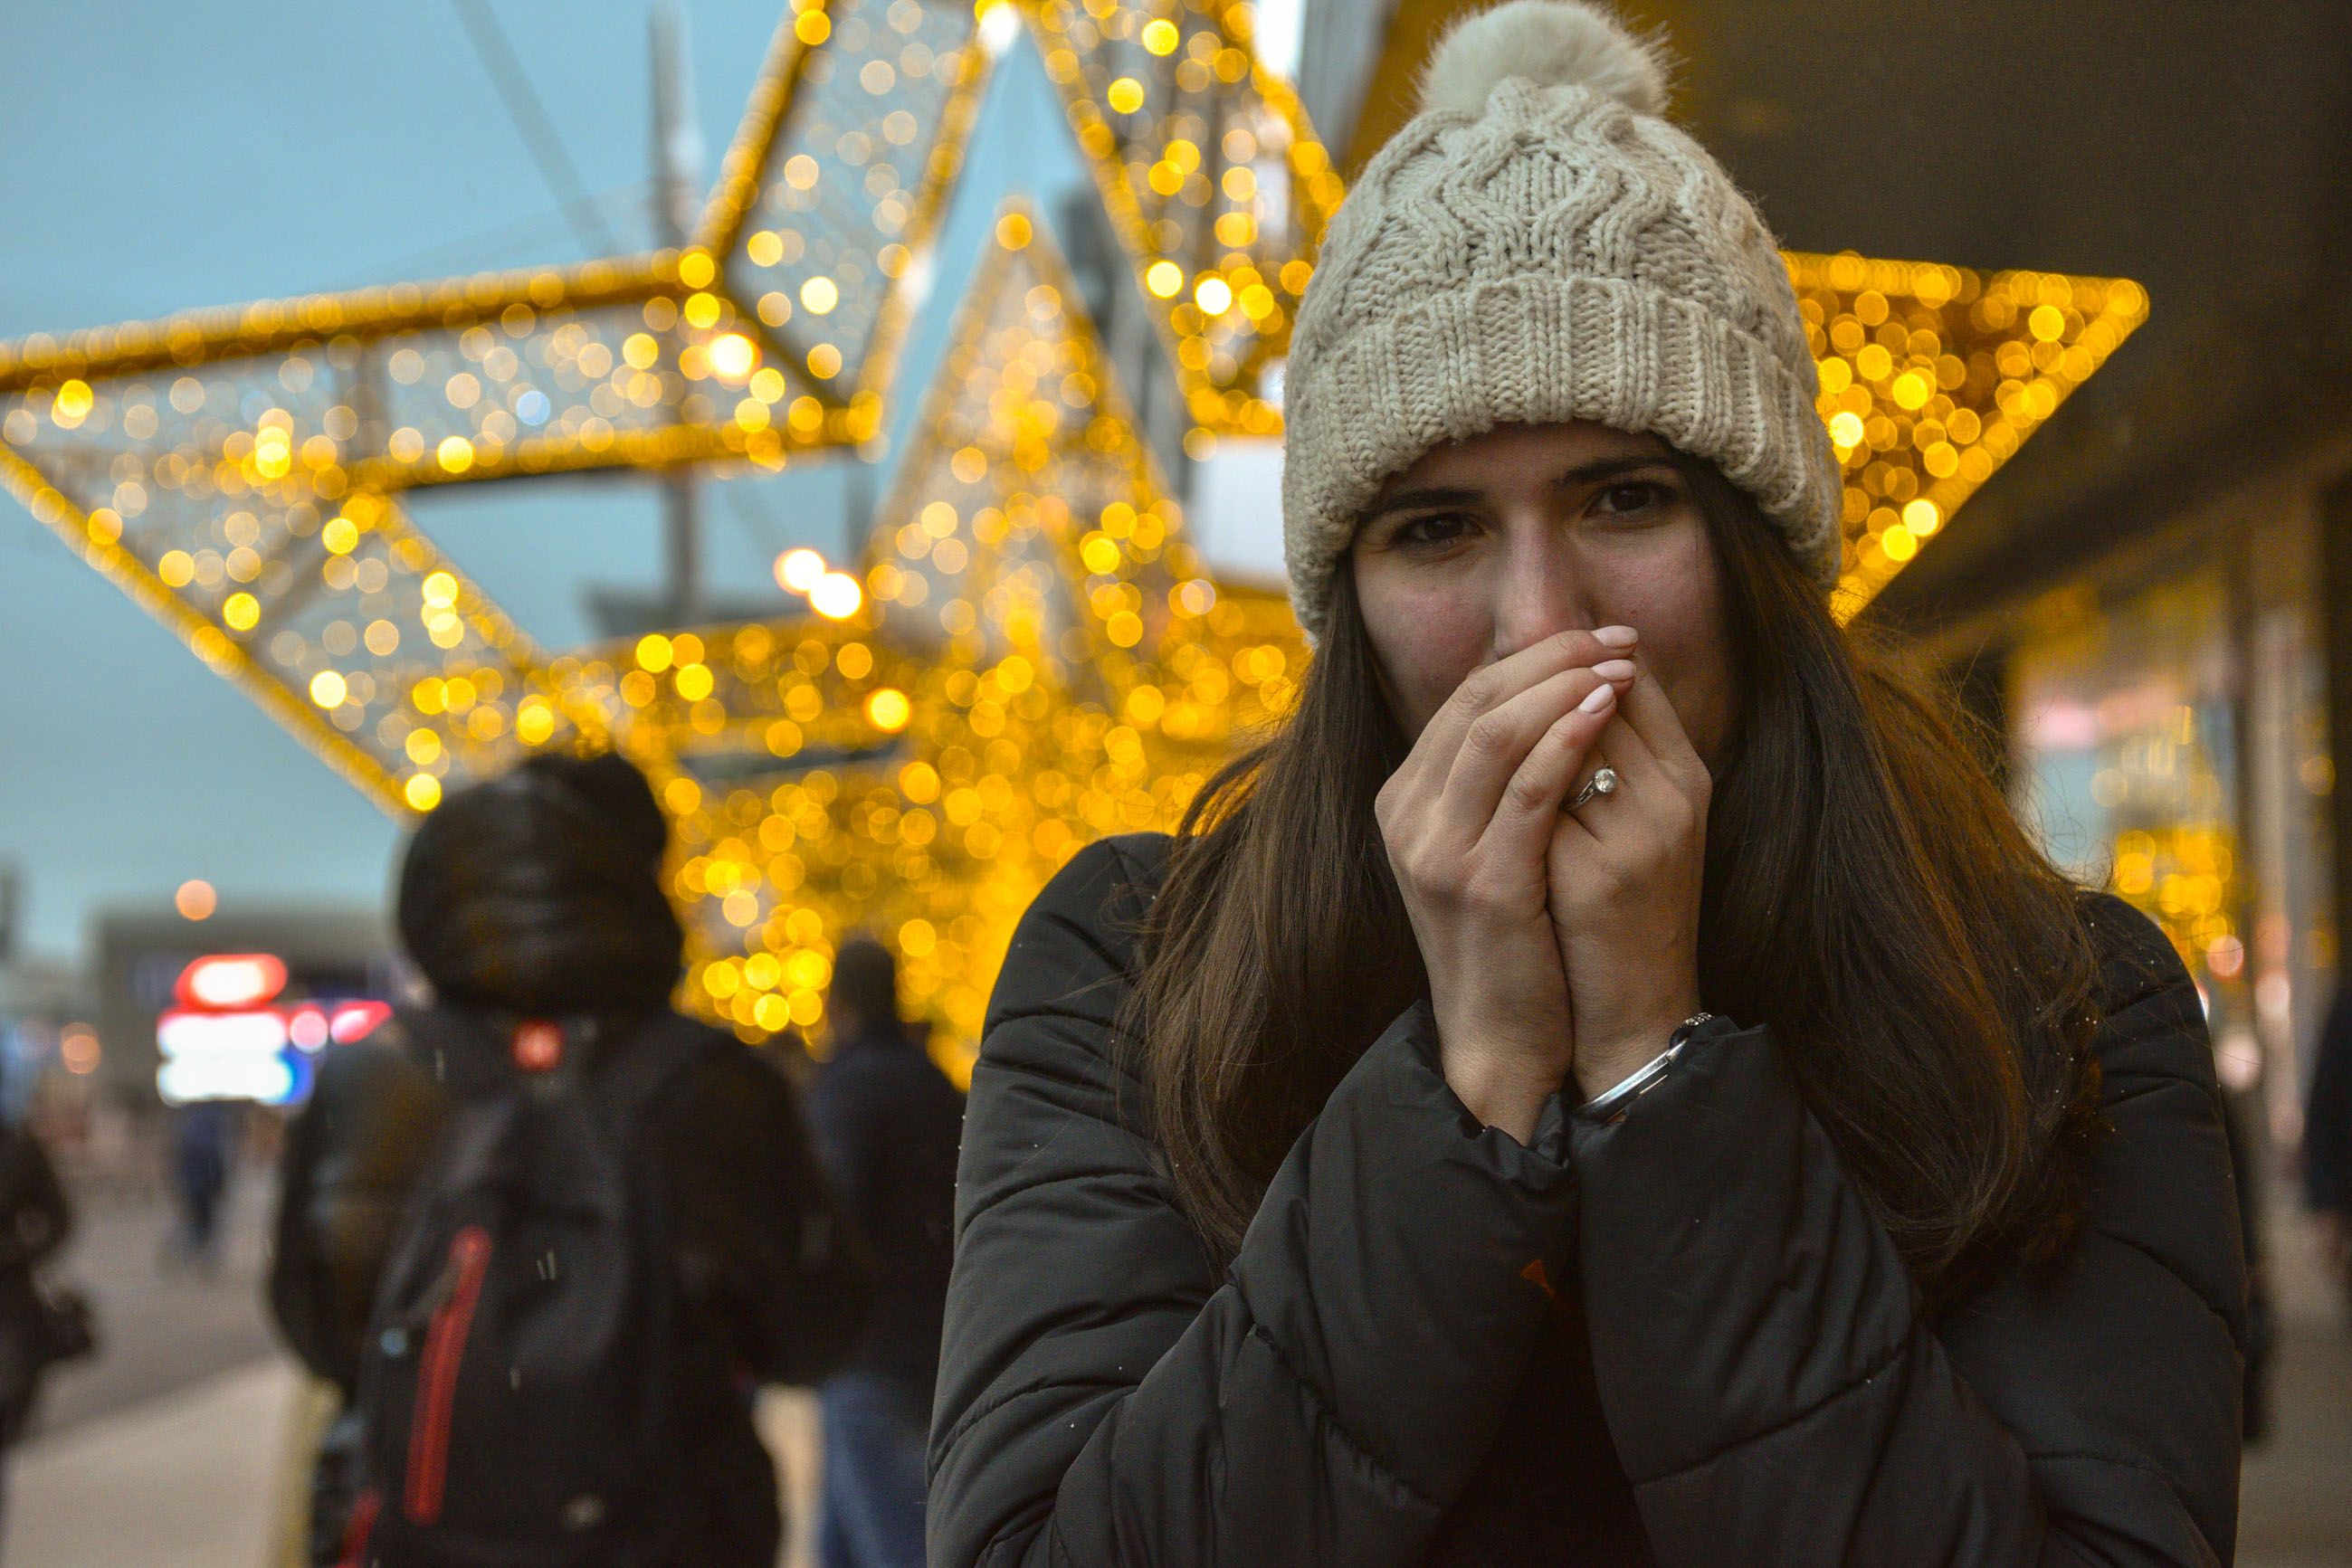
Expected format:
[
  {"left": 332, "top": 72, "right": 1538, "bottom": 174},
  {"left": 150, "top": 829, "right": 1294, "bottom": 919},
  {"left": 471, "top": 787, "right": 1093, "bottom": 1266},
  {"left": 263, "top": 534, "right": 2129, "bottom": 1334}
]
[
  {"left": 1395, "top": 513, "right": 1469, "bottom": 546},
  {"left": 1595, "top": 481, "right": 1670, "bottom": 516}
]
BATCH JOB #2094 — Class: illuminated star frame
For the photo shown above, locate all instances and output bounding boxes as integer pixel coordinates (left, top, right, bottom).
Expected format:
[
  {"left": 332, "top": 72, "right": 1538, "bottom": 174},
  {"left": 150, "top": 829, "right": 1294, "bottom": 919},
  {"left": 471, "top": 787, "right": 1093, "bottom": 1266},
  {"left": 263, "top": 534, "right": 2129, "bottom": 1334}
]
[{"left": 0, "top": 0, "right": 2143, "bottom": 829}]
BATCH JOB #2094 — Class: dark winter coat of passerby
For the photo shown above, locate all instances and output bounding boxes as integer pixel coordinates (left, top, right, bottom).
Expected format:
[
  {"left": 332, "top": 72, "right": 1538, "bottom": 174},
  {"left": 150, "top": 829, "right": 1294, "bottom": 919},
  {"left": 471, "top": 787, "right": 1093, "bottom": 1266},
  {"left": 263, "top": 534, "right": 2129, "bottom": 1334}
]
[
  {"left": 0, "top": 1123, "right": 71, "bottom": 1424},
  {"left": 0, "top": 1114, "right": 70, "bottom": 1420},
  {"left": 2308, "top": 978, "right": 2352, "bottom": 1308},
  {"left": 806, "top": 936, "right": 964, "bottom": 1568},
  {"left": 0, "top": 1119, "right": 71, "bottom": 1539},
  {"left": 268, "top": 751, "right": 867, "bottom": 1568},
  {"left": 928, "top": 5, "right": 2247, "bottom": 1564}
]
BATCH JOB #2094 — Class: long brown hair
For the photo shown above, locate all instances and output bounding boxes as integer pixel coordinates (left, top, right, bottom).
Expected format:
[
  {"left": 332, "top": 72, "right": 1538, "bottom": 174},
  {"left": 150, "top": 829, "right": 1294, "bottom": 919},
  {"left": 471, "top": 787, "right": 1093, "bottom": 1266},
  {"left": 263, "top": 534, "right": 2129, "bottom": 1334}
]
[{"left": 1128, "top": 456, "right": 2103, "bottom": 1307}]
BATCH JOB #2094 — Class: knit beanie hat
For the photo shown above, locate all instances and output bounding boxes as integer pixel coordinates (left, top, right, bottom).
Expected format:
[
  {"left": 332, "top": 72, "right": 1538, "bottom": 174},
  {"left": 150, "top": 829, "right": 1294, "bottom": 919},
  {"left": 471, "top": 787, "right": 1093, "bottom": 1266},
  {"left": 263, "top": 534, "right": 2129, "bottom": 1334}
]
[{"left": 1279, "top": 0, "right": 1842, "bottom": 642}]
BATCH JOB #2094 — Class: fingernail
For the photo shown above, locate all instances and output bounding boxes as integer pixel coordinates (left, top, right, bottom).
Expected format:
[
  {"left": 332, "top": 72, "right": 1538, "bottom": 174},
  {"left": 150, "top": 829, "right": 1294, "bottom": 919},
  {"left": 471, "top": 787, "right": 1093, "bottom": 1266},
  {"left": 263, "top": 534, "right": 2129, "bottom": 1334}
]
[
  {"left": 1593, "top": 659, "right": 1634, "bottom": 681},
  {"left": 1577, "top": 682, "right": 1617, "bottom": 714},
  {"left": 1593, "top": 625, "right": 1638, "bottom": 648}
]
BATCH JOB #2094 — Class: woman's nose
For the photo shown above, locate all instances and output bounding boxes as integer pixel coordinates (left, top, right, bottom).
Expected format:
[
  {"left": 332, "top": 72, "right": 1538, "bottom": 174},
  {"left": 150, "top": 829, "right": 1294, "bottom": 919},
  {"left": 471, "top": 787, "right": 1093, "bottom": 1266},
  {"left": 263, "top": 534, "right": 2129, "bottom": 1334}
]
[{"left": 1490, "top": 539, "right": 1595, "bottom": 660}]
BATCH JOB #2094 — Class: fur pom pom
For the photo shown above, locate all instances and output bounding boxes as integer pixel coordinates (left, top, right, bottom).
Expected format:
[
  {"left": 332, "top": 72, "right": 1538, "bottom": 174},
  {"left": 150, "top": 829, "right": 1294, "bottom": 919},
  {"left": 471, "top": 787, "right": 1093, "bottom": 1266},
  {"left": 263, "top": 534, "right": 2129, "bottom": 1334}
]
[{"left": 1418, "top": 0, "right": 1669, "bottom": 119}]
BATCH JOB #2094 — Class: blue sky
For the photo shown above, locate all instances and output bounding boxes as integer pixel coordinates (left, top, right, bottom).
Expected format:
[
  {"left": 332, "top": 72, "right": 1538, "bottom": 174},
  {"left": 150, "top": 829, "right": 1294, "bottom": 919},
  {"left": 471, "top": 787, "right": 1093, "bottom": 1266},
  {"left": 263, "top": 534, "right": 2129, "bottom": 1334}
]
[{"left": 0, "top": 2, "right": 1093, "bottom": 963}]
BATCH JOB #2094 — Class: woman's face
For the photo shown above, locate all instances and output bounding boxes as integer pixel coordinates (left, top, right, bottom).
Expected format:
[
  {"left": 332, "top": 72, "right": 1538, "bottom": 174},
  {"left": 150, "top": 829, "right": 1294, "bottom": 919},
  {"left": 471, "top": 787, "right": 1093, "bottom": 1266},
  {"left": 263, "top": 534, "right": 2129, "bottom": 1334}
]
[{"left": 1348, "top": 421, "right": 1737, "bottom": 769}]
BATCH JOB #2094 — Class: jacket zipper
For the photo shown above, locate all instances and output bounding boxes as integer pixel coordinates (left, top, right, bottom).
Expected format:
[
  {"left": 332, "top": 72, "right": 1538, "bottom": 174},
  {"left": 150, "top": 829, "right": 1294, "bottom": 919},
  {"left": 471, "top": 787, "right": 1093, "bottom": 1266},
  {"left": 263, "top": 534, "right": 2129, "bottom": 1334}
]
[{"left": 404, "top": 1225, "right": 492, "bottom": 1525}]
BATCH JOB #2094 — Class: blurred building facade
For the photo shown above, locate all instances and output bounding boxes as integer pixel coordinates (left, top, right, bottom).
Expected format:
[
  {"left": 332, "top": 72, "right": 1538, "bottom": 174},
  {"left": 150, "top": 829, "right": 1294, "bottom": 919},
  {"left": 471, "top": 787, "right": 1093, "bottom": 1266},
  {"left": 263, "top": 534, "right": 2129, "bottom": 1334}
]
[{"left": 1300, "top": 0, "right": 2352, "bottom": 1152}]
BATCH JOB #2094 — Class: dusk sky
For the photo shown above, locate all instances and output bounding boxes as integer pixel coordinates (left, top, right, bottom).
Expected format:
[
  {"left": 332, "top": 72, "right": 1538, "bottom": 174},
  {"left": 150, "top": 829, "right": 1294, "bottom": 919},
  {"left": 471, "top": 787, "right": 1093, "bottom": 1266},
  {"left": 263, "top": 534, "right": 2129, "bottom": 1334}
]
[{"left": 0, "top": 2, "right": 1100, "bottom": 963}]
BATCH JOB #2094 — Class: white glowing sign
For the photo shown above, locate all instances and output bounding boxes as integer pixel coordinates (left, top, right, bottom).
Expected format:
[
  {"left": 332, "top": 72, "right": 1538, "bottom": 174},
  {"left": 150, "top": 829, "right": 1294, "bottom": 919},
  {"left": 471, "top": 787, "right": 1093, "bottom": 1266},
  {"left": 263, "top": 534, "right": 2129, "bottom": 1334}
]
[{"left": 155, "top": 999, "right": 392, "bottom": 1106}]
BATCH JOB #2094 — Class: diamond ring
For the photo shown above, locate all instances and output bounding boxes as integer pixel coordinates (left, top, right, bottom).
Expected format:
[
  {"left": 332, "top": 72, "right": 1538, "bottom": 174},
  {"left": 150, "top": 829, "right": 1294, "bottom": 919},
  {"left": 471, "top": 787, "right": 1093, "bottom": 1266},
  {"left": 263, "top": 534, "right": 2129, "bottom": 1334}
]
[{"left": 1566, "top": 765, "right": 1620, "bottom": 812}]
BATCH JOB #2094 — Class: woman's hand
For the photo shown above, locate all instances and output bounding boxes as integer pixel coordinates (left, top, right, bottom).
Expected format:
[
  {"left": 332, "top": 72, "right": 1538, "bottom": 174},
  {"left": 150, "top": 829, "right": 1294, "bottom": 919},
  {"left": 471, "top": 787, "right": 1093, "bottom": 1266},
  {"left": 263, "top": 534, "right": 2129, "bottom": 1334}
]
[
  {"left": 1547, "top": 656, "right": 1710, "bottom": 1101},
  {"left": 1377, "top": 629, "right": 1638, "bottom": 1144}
]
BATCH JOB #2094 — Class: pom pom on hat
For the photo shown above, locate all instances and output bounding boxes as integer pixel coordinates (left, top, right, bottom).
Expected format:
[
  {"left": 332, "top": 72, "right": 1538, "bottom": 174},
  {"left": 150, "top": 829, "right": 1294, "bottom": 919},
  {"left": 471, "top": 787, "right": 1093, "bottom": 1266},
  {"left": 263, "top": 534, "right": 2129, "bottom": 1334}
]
[
  {"left": 1418, "top": 0, "right": 1670, "bottom": 119},
  {"left": 1278, "top": 0, "right": 1838, "bottom": 642}
]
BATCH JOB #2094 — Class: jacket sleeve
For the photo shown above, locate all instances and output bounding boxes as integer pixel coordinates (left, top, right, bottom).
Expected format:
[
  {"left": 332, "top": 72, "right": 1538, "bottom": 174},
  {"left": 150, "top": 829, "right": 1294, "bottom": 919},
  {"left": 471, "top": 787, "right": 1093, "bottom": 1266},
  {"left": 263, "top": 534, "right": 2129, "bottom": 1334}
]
[
  {"left": 265, "top": 1039, "right": 448, "bottom": 1397},
  {"left": 928, "top": 834, "right": 1580, "bottom": 1568},
  {"left": 663, "top": 1045, "right": 872, "bottom": 1388},
  {"left": 266, "top": 1081, "right": 335, "bottom": 1384},
  {"left": 1569, "top": 894, "right": 2246, "bottom": 1566}
]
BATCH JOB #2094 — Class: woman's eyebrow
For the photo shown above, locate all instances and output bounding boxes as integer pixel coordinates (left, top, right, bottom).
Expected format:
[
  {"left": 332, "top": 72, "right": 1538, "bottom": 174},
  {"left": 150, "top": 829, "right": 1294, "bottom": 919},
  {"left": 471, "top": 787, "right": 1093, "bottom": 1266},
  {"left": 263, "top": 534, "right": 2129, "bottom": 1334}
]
[
  {"left": 1361, "top": 485, "right": 1482, "bottom": 525},
  {"left": 1550, "top": 455, "right": 1672, "bottom": 489},
  {"left": 1364, "top": 457, "right": 1671, "bottom": 526}
]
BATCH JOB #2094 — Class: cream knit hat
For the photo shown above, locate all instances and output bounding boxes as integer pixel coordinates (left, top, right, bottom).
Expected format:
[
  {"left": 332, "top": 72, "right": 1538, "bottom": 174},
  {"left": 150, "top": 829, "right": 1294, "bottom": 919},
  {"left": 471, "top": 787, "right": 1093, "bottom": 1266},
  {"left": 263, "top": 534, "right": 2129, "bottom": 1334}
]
[{"left": 1279, "top": 0, "right": 1843, "bottom": 641}]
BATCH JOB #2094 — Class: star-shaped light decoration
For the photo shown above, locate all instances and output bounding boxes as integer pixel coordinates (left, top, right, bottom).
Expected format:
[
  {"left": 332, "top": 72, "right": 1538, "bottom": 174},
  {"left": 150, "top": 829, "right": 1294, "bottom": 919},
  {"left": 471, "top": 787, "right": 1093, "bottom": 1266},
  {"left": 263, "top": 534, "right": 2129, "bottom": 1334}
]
[
  {"left": 612, "top": 203, "right": 1303, "bottom": 1065},
  {"left": 0, "top": 1, "right": 2146, "bottom": 1057},
  {"left": 0, "top": 0, "right": 1339, "bottom": 814}
]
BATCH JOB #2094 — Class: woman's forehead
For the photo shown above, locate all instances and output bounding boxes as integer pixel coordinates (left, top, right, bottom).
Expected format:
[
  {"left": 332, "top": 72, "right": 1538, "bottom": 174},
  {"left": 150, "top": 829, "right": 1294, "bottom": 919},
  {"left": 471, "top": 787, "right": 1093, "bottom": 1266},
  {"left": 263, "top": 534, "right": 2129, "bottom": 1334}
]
[{"left": 1382, "top": 422, "right": 1675, "bottom": 489}]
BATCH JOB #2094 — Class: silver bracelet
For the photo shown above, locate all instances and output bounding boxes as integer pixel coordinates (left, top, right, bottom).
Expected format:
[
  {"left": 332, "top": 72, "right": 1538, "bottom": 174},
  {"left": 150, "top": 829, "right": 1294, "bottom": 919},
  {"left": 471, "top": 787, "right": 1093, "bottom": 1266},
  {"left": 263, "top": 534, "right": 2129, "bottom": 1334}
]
[{"left": 1576, "top": 1012, "right": 1715, "bottom": 1121}]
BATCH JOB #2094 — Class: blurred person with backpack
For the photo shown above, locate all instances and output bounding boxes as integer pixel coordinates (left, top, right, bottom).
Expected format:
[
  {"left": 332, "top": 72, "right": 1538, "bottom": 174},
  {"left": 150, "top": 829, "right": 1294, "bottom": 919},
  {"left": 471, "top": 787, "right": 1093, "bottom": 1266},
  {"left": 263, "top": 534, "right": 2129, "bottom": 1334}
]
[
  {"left": 269, "top": 750, "right": 869, "bottom": 1568},
  {"left": 805, "top": 937, "right": 964, "bottom": 1568}
]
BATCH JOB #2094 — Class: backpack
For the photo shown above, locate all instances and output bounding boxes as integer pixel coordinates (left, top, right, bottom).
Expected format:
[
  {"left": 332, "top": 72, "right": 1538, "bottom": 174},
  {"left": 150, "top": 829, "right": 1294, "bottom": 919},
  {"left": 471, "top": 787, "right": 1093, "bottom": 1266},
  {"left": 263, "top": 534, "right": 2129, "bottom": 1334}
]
[{"left": 338, "top": 1008, "right": 719, "bottom": 1568}]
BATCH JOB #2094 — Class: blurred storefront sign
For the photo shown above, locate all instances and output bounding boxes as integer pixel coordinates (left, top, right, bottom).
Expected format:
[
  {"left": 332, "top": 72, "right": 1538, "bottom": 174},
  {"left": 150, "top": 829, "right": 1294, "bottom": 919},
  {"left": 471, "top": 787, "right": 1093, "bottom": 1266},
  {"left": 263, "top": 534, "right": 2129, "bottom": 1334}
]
[{"left": 155, "top": 952, "right": 391, "bottom": 1107}]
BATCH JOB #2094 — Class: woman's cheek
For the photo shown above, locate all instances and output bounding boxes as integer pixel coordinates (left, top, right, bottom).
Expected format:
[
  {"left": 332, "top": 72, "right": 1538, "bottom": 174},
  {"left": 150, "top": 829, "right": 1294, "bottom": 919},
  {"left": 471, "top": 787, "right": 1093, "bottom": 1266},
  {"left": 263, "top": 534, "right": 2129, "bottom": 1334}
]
[{"left": 1400, "top": 602, "right": 1490, "bottom": 731}]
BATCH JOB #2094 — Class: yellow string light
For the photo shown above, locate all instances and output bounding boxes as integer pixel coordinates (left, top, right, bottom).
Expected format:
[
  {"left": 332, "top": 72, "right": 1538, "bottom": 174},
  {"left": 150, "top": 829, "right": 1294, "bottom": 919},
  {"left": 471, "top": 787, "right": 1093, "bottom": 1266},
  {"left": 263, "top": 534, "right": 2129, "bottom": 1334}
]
[
  {"left": 623, "top": 204, "right": 1306, "bottom": 1056},
  {"left": 1790, "top": 253, "right": 2149, "bottom": 618}
]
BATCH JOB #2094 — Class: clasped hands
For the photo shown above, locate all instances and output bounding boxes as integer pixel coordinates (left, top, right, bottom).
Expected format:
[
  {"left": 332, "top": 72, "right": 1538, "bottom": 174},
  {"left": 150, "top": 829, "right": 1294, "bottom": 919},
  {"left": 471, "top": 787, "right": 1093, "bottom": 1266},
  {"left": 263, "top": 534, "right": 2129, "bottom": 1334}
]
[{"left": 1374, "top": 627, "right": 1709, "bottom": 1145}]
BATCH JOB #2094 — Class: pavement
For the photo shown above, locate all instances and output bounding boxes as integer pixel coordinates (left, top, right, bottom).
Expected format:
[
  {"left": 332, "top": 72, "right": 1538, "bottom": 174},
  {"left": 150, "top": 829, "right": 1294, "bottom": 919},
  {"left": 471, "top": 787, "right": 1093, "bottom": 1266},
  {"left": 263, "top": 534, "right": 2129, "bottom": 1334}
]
[
  {"left": 2236, "top": 1200, "right": 2352, "bottom": 1567},
  {"left": 11, "top": 1356, "right": 303, "bottom": 1568},
  {"left": 27, "top": 1173, "right": 279, "bottom": 1438},
  {"left": 7, "top": 1169, "right": 2347, "bottom": 1567},
  {"left": 6, "top": 1167, "right": 821, "bottom": 1568}
]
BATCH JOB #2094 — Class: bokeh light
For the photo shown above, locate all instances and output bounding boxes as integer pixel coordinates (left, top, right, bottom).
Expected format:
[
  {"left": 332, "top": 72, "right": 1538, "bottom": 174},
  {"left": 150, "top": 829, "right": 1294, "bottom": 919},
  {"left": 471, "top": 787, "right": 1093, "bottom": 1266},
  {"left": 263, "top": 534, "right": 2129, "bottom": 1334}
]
[
  {"left": 776, "top": 547, "right": 827, "bottom": 594},
  {"left": 810, "top": 571, "right": 864, "bottom": 620}
]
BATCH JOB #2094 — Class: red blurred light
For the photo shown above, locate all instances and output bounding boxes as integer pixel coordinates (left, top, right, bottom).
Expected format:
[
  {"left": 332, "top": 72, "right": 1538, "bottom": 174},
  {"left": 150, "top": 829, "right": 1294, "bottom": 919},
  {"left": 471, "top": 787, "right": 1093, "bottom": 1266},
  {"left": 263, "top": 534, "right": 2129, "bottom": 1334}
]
[
  {"left": 329, "top": 1002, "right": 393, "bottom": 1044},
  {"left": 511, "top": 1020, "right": 564, "bottom": 1072},
  {"left": 176, "top": 954, "right": 289, "bottom": 1010}
]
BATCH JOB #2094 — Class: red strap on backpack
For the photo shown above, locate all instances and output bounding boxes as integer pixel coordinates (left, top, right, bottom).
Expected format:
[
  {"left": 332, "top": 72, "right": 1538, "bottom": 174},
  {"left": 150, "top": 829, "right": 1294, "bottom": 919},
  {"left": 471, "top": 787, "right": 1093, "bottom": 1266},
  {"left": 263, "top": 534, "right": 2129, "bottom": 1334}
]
[{"left": 334, "top": 1487, "right": 381, "bottom": 1568}]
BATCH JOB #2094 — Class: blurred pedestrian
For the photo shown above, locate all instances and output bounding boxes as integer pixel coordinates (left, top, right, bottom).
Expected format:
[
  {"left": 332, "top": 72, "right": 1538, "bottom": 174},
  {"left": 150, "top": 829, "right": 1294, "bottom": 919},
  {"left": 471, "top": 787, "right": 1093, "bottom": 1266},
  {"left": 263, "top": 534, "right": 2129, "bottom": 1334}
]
[
  {"left": 806, "top": 937, "right": 964, "bottom": 1568},
  {"left": 2308, "top": 978, "right": 2352, "bottom": 1315},
  {"left": 0, "top": 1117, "right": 73, "bottom": 1547},
  {"left": 166, "top": 1098, "right": 233, "bottom": 1273},
  {"left": 268, "top": 751, "right": 869, "bottom": 1568},
  {"left": 2218, "top": 1079, "right": 2277, "bottom": 1440}
]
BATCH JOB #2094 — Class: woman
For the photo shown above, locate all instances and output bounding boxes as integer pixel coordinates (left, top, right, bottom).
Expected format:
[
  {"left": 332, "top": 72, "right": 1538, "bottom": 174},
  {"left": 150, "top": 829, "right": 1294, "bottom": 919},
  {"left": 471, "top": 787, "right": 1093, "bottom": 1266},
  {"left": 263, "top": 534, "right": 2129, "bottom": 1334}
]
[{"left": 930, "top": 5, "right": 2245, "bottom": 1564}]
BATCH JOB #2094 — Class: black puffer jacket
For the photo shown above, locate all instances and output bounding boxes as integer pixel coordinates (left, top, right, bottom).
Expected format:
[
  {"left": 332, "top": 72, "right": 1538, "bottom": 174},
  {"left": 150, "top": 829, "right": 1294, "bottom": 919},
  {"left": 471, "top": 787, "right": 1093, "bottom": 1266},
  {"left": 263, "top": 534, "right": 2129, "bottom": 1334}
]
[{"left": 929, "top": 832, "right": 2246, "bottom": 1567}]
